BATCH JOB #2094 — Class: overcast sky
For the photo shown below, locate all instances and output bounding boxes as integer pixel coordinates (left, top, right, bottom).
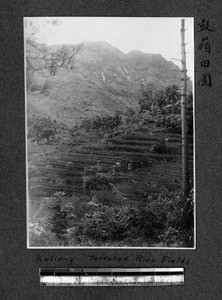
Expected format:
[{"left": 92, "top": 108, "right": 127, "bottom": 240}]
[{"left": 25, "top": 17, "right": 194, "bottom": 77}]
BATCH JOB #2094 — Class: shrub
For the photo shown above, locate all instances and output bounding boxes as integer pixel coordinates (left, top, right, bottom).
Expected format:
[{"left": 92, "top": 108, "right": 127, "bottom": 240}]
[
  {"left": 138, "top": 84, "right": 193, "bottom": 134},
  {"left": 29, "top": 188, "right": 194, "bottom": 247},
  {"left": 150, "top": 139, "right": 172, "bottom": 154},
  {"left": 124, "top": 107, "right": 137, "bottom": 117},
  {"left": 27, "top": 115, "right": 57, "bottom": 143},
  {"left": 91, "top": 190, "right": 122, "bottom": 206},
  {"left": 80, "top": 113, "right": 122, "bottom": 132},
  {"left": 71, "top": 194, "right": 170, "bottom": 243},
  {"left": 73, "top": 205, "right": 132, "bottom": 241},
  {"left": 84, "top": 176, "right": 112, "bottom": 192}
]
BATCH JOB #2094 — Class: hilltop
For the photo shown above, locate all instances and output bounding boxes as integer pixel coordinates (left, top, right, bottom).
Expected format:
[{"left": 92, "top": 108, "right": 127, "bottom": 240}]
[{"left": 26, "top": 41, "right": 192, "bottom": 126}]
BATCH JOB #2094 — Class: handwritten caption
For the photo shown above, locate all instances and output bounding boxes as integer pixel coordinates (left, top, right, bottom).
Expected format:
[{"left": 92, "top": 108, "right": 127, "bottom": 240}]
[
  {"left": 197, "top": 18, "right": 215, "bottom": 88},
  {"left": 35, "top": 254, "right": 190, "bottom": 265}
]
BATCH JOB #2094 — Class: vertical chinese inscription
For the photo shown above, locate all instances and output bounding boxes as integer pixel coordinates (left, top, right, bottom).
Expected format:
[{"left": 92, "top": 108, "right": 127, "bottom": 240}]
[{"left": 197, "top": 19, "right": 215, "bottom": 88}]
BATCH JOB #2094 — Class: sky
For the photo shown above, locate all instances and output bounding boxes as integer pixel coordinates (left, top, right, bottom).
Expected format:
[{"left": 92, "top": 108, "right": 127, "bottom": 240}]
[{"left": 25, "top": 17, "right": 194, "bottom": 77}]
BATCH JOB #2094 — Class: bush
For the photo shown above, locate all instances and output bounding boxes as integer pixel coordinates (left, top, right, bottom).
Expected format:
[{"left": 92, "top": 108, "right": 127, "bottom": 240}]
[
  {"left": 29, "top": 188, "right": 194, "bottom": 247},
  {"left": 71, "top": 198, "right": 169, "bottom": 243},
  {"left": 124, "top": 107, "right": 137, "bottom": 117},
  {"left": 138, "top": 85, "right": 193, "bottom": 134},
  {"left": 90, "top": 190, "right": 122, "bottom": 206},
  {"left": 73, "top": 205, "right": 133, "bottom": 242},
  {"left": 80, "top": 113, "right": 122, "bottom": 132},
  {"left": 27, "top": 115, "right": 57, "bottom": 143},
  {"left": 84, "top": 176, "right": 111, "bottom": 192},
  {"left": 150, "top": 138, "right": 172, "bottom": 154}
]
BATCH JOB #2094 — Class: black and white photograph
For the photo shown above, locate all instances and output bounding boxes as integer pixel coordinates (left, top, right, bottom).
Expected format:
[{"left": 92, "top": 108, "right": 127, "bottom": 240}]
[{"left": 25, "top": 17, "right": 195, "bottom": 248}]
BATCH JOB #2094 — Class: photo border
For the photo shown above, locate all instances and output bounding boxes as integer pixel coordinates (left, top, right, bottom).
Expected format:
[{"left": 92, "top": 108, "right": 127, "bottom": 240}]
[{"left": 24, "top": 17, "right": 196, "bottom": 250}]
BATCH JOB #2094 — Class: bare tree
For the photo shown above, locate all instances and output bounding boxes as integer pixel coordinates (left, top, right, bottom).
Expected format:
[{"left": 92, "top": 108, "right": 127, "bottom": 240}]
[{"left": 25, "top": 18, "right": 83, "bottom": 77}]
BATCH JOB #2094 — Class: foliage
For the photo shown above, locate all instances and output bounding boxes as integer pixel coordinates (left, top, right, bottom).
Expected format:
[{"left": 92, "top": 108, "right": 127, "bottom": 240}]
[
  {"left": 165, "top": 85, "right": 181, "bottom": 105},
  {"left": 29, "top": 187, "right": 194, "bottom": 247},
  {"left": 28, "top": 114, "right": 57, "bottom": 143},
  {"left": 25, "top": 18, "right": 83, "bottom": 77},
  {"left": 150, "top": 138, "right": 172, "bottom": 154},
  {"left": 90, "top": 190, "right": 122, "bottom": 206},
  {"left": 138, "top": 84, "right": 156, "bottom": 112},
  {"left": 80, "top": 113, "right": 122, "bottom": 132},
  {"left": 112, "top": 156, "right": 152, "bottom": 173},
  {"left": 84, "top": 176, "right": 112, "bottom": 192},
  {"left": 75, "top": 85, "right": 193, "bottom": 137},
  {"left": 26, "top": 63, "right": 35, "bottom": 90},
  {"left": 74, "top": 205, "right": 131, "bottom": 241},
  {"left": 29, "top": 192, "right": 90, "bottom": 246},
  {"left": 69, "top": 188, "right": 194, "bottom": 246},
  {"left": 124, "top": 107, "right": 137, "bottom": 117},
  {"left": 69, "top": 124, "right": 80, "bottom": 136},
  {"left": 138, "top": 84, "right": 193, "bottom": 134}
]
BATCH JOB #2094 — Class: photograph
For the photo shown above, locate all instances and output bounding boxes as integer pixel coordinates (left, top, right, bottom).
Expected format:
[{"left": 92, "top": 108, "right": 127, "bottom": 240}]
[{"left": 25, "top": 17, "right": 195, "bottom": 248}]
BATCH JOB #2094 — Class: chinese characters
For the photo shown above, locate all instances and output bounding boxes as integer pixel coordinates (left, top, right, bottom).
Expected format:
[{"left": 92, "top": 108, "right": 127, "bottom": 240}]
[{"left": 197, "top": 19, "right": 215, "bottom": 88}]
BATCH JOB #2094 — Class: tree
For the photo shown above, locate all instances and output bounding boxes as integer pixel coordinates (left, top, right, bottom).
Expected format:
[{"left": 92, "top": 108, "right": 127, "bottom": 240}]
[
  {"left": 138, "top": 84, "right": 156, "bottom": 113},
  {"left": 165, "top": 85, "right": 181, "bottom": 105},
  {"left": 26, "top": 38, "right": 83, "bottom": 77},
  {"left": 28, "top": 115, "right": 57, "bottom": 144},
  {"left": 137, "top": 84, "right": 193, "bottom": 134},
  {"left": 153, "top": 89, "right": 166, "bottom": 111},
  {"left": 138, "top": 84, "right": 180, "bottom": 114},
  {"left": 24, "top": 18, "right": 83, "bottom": 79}
]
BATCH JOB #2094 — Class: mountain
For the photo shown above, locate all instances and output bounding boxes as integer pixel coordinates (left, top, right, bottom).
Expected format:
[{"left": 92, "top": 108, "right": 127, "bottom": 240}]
[{"left": 26, "top": 41, "right": 192, "bottom": 126}]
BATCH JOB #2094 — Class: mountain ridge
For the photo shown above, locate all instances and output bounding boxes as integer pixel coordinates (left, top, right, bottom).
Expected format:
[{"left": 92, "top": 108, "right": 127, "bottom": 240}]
[{"left": 27, "top": 41, "right": 192, "bottom": 126}]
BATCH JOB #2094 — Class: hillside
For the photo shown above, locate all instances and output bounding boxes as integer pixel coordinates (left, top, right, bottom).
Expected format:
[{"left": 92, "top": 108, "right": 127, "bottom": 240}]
[
  {"left": 27, "top": 41, "right": 194, "bottom": 248},
  {"left": 26, "top": 41, "right": 192, "bottom": 126}
]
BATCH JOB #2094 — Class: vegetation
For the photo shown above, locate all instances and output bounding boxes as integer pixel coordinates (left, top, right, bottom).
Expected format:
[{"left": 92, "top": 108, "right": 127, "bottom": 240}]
[
  {"left": 29, "top": 188, "right": 194, "bottom": 247},
  {"left": 138, "top": 84, "right": 193, "bottom": 134},
  {"left": 27, "top": 115, "right": 58, "bottom": 144},
  {"left": 76, "top": 84, "right": 193, "bottom": 136},
  {"left": 79, "top": 112, "right": 122, "bottom": 132},
  {"left": 28, "top": 83, "right": 194, "bottom": 247},
  {"left": 25, "top": 18, "right": 82, "bottom": 77}
]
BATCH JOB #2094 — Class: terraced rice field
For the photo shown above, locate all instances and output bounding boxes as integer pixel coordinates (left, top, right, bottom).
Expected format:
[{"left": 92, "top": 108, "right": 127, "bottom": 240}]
[{"left": 27, "top": 130, "right": 193, "bottom": 220}]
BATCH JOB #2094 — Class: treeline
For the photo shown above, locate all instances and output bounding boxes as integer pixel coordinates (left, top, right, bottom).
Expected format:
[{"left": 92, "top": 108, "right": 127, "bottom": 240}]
[
  {"left": 27, "top": 84, "right": 193, "bottom": 139},
  {"left": 138, "top": 84, "right": 193, "bottom": 134},
  {"left": 73, "top": 84, "right": 193, "bottom": 135},
  {"left": 79, "top": 112, "right": 122, "bottom": 132}
]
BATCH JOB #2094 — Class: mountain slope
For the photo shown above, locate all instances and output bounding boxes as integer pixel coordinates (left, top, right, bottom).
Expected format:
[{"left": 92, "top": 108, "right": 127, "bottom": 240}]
[{"left": 27, "top": 41, "right": 192, "bottom": 126}]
